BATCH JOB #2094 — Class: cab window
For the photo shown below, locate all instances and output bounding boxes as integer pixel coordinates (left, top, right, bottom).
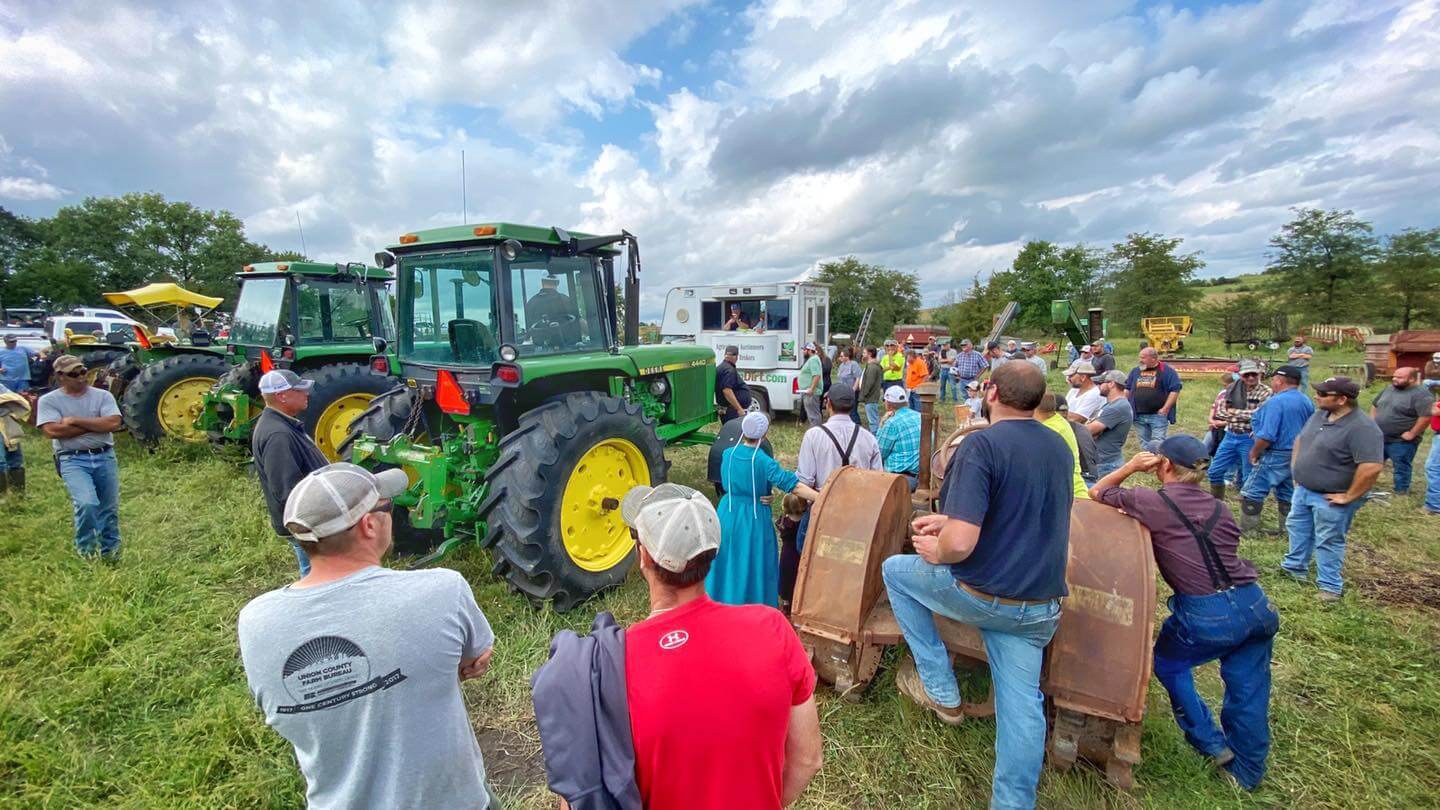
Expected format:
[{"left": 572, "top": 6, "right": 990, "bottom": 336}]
[
  {"left": 400, "top": 250, "right": 498, "bottom": 365},
  {"left": 296, "top": 280, "right": 374, "bottom": 344},
  {"left": 508, "top": 250, "right": 606, "bottom": 357}
]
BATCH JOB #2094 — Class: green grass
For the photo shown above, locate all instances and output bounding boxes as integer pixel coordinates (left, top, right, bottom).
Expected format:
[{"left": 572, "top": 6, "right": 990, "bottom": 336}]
[{"left": 2, "top": 343, "right": 1437, "bottom": 808}]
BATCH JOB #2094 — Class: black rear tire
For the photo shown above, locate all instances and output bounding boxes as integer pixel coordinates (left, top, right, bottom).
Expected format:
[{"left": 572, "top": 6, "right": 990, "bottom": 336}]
[
  {"left": 122, "top": 353, "right": 233, "bottom": 442},
  {"left": 339, "top": 386, "right": 444, "bottom": 557},
  {"left": 298, "top": 364, "right": 400, "bottom": 461},
  {"left": 103, "top": 353, "right": 141, "bottom": 400},
  {"left": 480, "top": 391, "right": 667, "bottom": 611}
]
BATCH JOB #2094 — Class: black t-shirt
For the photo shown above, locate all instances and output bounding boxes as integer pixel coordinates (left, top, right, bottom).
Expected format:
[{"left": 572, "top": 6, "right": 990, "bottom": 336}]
[
  {"left": 714, "top": 361, "right": 751, "bottom": 418},
  {"left": 940, "top": 419, "right": 1073, "bottom": 600}
]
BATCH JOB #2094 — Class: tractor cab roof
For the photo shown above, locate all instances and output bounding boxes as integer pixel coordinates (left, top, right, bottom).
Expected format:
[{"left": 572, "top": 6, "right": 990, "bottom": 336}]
[
  {"left": 389, "top": 223, "right": 621, "bottom": 255},
  {"left": 239, "top": 261, "right": 391, "bottom": 280}
]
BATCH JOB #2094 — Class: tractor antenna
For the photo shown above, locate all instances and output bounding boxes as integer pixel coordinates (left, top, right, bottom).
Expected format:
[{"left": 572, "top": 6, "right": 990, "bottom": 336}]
[
  {"left": 461, "top": 149, "right": 468, "bottom": 224},
  {"left": 296, "top": 211, "right": 307, "bottom": 257}
]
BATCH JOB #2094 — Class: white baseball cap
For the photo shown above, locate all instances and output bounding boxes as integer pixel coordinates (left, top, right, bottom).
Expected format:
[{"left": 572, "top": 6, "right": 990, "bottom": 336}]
[
  {"left": 259, "top": 369, "right": 314, "bottom": 395},
  {"left": 883, "top": 386, "right": 909, "bottom": 404},
  {"left": 619, "top": 483, "right": 720, "bottom": 573},
  {"left": 283, "top": 462, "right": 409, "bottom": 543}
]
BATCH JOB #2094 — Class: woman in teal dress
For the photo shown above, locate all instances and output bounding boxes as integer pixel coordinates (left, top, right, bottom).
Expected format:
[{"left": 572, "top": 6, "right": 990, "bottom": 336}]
[{"left": 706, "top": 412, "right": 818, "bottom": 607}]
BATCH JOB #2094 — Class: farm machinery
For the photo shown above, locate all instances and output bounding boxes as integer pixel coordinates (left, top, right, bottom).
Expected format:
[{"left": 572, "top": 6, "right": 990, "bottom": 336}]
[
  {"left": 64, "top": 283, "right": 226, "bottom": 395},
  {"left": 1140, "top": 316, "right": 1193, "bottom": 354},
  {"left": 788, "top": 391, "right": 1158, "bottom": 788},
  {"left": 180, "top": 262, "right": 398, "bottom": 458},
  {"left": 343, "top": 223, "right": 717, "bottom": 610}
]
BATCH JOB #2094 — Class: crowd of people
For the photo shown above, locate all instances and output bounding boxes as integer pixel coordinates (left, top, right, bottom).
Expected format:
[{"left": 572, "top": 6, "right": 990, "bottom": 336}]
[{"left": 5, "top": 333, "right": 1440, "bottom": 809}]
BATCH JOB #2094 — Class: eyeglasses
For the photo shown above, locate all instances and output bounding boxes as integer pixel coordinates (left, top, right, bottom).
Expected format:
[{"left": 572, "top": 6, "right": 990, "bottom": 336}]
[{"left": 368, "top": 500, "right": 394, "bottom": 515}]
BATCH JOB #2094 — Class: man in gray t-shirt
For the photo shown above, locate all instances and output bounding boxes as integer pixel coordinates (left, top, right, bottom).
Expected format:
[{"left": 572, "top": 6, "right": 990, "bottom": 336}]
[
  {"left": 1087, "top": 371, "right": 1133, "bottom": 477},
  {"left": 36, "top": 355, "right": 123, "bottom": 559},
  {"left": 238, "top": 463, "right": 498, "bottom": 809},
  {"left": 1287, "top": 337, "right": 1314, "bottom": 390},
  {"left": 1369, "top": 367, "right": 1433, "bottom": 494}
]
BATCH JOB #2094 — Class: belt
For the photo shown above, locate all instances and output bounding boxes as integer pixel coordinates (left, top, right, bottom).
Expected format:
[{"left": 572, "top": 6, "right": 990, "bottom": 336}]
[
  {"left": 957, "top": 579, "right": 1035, "bottom": 607},
  {"left": 56, "top": 446, "right": 114, "bottom": 457}
]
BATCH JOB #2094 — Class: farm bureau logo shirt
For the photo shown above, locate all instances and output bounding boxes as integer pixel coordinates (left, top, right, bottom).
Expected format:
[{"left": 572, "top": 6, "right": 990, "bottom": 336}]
[
  {"left": 238, "top": 567, "right": 495, "bottom": 810},
  {"left": 625, "top": 595, "right": 816, "bottom": 810}
]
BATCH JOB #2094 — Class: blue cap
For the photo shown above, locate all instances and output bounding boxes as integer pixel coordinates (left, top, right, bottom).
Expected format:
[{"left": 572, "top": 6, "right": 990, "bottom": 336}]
[{"left": 1158, "top": 435, "right": 1209, "bottom": 469}]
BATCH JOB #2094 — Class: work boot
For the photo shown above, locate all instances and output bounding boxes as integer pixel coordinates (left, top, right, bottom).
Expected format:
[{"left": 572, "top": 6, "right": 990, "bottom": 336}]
[
  {"left": 895, "top": 655, "right": 965, "bottom": 726},
  {"left": 0, "top": 472, "right": 7, "bottom": 496},
  {"left": 6, "top": 468, "right": 22, "bottom": 495},
  {"left": 1239, "top": 499, "right": 1264, "bottom": 535},
  {"left": 1210, "top": 483, "right": 1226, "bottom": 501},
  {"left": 1268, "top": 500, "right": 1290, "bottom": 536}
]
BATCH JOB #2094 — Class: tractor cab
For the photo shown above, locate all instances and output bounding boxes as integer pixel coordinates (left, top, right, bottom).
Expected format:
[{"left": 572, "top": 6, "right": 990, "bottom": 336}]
[
  {"left": 349, "top": 223, "right": 716, "bottom": 611},
  {"left": 228, "top": 261, "right": 394, "bottom": 369}
]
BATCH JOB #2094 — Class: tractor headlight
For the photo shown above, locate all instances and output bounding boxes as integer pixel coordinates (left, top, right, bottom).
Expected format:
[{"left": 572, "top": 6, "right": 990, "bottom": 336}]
[
  {"left": 498, "top": 343, "right": 518, "bottom": 362},
  {"left": 648, "top": 378, "right": 669, "bottom": 398}
]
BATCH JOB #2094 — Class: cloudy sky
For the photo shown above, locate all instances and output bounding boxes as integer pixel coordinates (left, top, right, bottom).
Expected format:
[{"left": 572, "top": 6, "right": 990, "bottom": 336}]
[{"left": 2, "top": 0, "right": 1438, "bottom": 317}]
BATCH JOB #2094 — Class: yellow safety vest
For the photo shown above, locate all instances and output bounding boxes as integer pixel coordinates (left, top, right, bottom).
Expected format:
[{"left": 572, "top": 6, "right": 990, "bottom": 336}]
[{"left": 881, "top": 351, "right": 906, "bottom": 381}]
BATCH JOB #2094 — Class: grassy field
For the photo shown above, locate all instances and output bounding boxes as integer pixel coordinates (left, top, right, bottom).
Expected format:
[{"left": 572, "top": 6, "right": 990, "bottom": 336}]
[{"left": 2, "top": 339, "right": 1438, "bottom": 808}]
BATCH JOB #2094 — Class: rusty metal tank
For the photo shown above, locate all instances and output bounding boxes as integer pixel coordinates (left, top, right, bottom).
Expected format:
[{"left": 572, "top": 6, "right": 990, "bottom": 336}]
[{"left": 791, "top": 464, "right": 1157, "bottom": 789}]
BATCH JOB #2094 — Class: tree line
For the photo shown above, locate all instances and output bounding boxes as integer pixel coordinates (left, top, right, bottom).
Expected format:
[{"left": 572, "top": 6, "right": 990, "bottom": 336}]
[{"left": 0, "top": 193, "right": 303, "bottom": 313}]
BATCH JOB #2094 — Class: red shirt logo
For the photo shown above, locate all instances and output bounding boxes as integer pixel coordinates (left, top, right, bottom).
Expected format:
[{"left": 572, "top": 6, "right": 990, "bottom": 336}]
[{"left": 659, "top": 630, "right": 689, "bottom": 650}]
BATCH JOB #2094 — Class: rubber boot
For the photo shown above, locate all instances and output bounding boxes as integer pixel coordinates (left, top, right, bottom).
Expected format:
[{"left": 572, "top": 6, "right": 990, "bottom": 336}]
[
  {"left": 1239, "top": 499, "right": 1264, "bottom": 536},
  {"left": 7, "top": 467, "right": 23, "bottom": 495},
  {"left": 1210, "top": 483, "right": 1226, "bottom": 501},
  {"left": 1268, "top": 500, "right": 1290, "bottom": 537}
]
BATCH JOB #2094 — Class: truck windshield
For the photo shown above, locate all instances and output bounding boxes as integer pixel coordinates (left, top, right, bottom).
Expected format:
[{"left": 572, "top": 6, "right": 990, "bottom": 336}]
[
  {"left": 399, "top": 250, "right": 498, "bottom": 365},
  {"left": 508, "top": 249, "right": 607, "bottom": 357},
  {"left": 230, "top": 277, "right": 288, "bottom": 347}
]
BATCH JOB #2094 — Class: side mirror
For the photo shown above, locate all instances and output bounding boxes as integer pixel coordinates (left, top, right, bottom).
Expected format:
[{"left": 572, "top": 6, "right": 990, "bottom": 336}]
[
  {"left": 373, "top": 336, "right": 388, "bottom": 354},
  {"left": 375, "top": 251, "right": 396, "bottom": 269},
  {"left": 413, "top": 277, "right": 425, "bottom": 298}
]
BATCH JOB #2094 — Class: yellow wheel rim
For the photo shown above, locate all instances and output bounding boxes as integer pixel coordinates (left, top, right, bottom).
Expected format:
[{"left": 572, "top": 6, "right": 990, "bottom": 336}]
[
  {"left": 313, "top": 393, "right": 377, "bottom": 462},
  {"left": 560, "top": 438, "right": 650, "bottom": 572},
  {"left": 158, "top": 377, "right": 218, "bottom": 441}
]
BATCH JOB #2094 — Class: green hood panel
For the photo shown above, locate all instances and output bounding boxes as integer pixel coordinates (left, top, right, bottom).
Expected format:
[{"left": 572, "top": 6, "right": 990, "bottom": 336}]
[{"left": 512, "top": 344, "right": 712, "bottom": 382}]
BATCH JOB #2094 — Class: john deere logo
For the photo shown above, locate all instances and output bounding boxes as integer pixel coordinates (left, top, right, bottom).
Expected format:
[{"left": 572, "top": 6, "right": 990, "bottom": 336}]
[{"left": 659, "top": 630, "right": 689, "bottom": 650}]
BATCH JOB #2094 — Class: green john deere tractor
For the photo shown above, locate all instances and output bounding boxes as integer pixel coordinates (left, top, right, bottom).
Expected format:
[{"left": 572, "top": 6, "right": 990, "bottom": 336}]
[
  {"left": 130, "top": 261, "right": 396, "bottom": 456},
  {"left": 343, "top": 223, "right": 715, "bottom": 611}
]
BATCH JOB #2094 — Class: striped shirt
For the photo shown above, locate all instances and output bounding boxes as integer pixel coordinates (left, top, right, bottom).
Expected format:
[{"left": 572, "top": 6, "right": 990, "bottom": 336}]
[
  {"left": 950, "top": 350, "right": 988, "bottom": 381},
  {"left": 877, "top": 406, "right": 922, "bottom": 474}
]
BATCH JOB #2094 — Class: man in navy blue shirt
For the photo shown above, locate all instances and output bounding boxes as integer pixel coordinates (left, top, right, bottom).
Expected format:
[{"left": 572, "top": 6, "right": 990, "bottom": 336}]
[
  {"left": 1241, "top": 366, "right": 1314, "bottom": 536},
  {"left": 1127, "top": 347, "right": 1184, "bottom": 452},
  {"left": 882, "top": 361, "right": 1071, "bottom": 810}
]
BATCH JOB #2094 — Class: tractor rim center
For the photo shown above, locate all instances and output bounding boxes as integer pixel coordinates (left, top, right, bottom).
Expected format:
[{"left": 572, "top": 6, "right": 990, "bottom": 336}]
[{"left": 560, "top": 438, "right": 649, "bottom": 572}]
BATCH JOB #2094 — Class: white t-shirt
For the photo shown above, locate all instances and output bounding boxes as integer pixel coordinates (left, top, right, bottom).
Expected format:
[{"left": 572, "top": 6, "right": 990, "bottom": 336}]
[
  {"left": 1066, "top": 386, "right": 1104, "bottom": 421},
  {"left": 238, "top": 567, "right": 494, "bottom": 810}
]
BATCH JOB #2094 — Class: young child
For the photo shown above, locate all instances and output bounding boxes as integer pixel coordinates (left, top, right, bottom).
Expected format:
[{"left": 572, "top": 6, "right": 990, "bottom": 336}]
[{"left": 776, "top": 493, "right": 808, "bottom": 615}]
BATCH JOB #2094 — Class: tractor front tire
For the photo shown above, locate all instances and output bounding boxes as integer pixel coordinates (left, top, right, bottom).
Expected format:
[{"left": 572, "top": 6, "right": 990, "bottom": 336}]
[
  {"left": 339, "top": 386, "right": 444, "bottom": 557},
  {"left": 482, "top": 391, "right": 667, "bottom": 611},
  {"left": 299, "top": 364, "right": 398, "bottom": 461},
  {"left": 122, "top": 353, "right": 233, "bottom": 443}
]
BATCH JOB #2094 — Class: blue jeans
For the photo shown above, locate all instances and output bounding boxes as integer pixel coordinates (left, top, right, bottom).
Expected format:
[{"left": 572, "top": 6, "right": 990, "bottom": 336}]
[
  {"left": 1297, "top": 366, "right": 1310, "bottom": 392},
  {"left": 1240, "top": 449, "right": 1293, "bottom": 504},
  {"left": 1095, "top": 454, "right": 1122, "bottom": 479},
  {"left": 1426, "top": 437, "right": 1440, "bottom": 513},
  {"left": 1384, "top": 440, "right": 1419, "bottom": 494},
  {"left": 795, "top": 509, "right": 810, "bottom": 554},
  {"left": 1134, "top": 413, "right": 1169, "bottom": 452},
  {"left": 58, "top": 448, "right": 121, "bottom": 557},
  {"left": 865, "top": 402, "right": 880, "bottom": 431},
  {"left": 1208, "top": 432, "right": 1254, "bottom": 487},
  {"left": 1, "top": 443, "right": 21, "bottom": 471},
  {"left": 0, "top": 378, "right": 27, "bottom": 393},
  {"left": 939, "top": 373, "right": 954, "bottom": 402},
  {"left": 287, "top": 538, "right": 312, "bottom": 576},
  {"left": 1152, "top": 583, "right": 1279, "bottom": 789},
  {"left": 1282, "top": 484, "right": 1363, "bottom": 594},
  {"left": 882, "top": 555, "right": 1060, "bottom": 810}
]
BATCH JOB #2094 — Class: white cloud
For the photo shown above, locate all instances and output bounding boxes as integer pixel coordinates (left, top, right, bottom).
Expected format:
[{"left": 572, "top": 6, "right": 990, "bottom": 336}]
[{"left": 0, "top": 177, "right": 67, "bottom": 201}]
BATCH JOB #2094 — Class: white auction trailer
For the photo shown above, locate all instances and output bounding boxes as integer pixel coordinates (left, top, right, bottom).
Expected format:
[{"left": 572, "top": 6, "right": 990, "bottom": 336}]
[{"left": 660, "top": 281, "right": 831, "bottom": 416}]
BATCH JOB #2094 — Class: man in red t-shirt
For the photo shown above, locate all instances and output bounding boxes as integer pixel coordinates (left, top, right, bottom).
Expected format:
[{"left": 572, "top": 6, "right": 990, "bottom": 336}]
[{"left": 620, "top": 483, "right": 823, "bottom": 809}]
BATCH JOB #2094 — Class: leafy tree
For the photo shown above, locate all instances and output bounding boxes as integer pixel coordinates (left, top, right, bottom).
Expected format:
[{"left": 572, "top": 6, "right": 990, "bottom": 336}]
[
  {"left": 1375, "top": 227, "right": 1440, "bottom": 330},
  {"left": 1103, "top": 232, "right": 1204, "bottom": 333},
  {"left": 1266, "top": 208, "right": 1378, "bottom": 320},
  {"left": 812, "top": 256, "right": 920, "bottom": 345},
  {"left": 0, "top": 206, "right": 41, "bottom": 311},
  {"left": 932, "top": 274, "right": 1009, "bottom": 342},
  {"left": 991, "top": 241, "right": 1105, "bottom": 330}
]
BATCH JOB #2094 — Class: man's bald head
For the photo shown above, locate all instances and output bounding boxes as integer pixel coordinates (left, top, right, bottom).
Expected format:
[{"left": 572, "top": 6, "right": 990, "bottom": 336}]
[
  {"left": 989, "top": 360, "right": 1046, "bottom": 412},
  {"left": 1139, "top": 347, "right": 1160, "bottom": 368}
]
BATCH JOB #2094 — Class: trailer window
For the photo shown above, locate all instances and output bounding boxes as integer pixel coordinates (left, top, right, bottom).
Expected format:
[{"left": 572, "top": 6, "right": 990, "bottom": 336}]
[{"left": 399, "top": 250, "right": 499, "bottom": 365}]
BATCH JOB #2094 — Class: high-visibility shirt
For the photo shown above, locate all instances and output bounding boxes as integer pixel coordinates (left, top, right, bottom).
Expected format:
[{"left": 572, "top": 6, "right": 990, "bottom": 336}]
[
  {"left": 880, "top": 351, "right": 906, "bottom": 381},
  {"left": 906, "top": 358, "right": 929, "bottom": 389}
]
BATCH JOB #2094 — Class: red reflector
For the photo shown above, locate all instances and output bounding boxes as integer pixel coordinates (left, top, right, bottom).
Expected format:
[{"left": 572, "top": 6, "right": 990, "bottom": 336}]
[
  {"left": 260, "top": 350, "right": 274, "bottom": 373},
  {"left": 435, "top": 369, "right": 470, "bottom": 414},
  {"left": 134, "top": 328, "right": 151, "bottom": 349},
  {"left": 370, "top": 355, "right": 389, "bottom": 375},
  {"left": 495, "top": 365, "right": 521, "bottom": 384}
]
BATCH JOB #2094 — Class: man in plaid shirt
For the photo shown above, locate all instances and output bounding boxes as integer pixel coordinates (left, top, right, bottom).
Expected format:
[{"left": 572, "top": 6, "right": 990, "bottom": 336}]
[
  {"left": 950, "top": 339, "right": 989, "bottom": 390},
  {"left": 879, "top": 386, "right": 923, "bottom": 490},
  {"left": 1207, "top": 360, "right": 1272, "bottom": 499}
]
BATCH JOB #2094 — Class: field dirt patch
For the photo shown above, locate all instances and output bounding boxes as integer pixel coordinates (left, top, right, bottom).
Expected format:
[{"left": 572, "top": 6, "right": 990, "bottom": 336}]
[
  {"left": 1350, "top": 543, "right": 1440, "bottom": 610},
  {"left": 476, "top": 726, "right": 547, "bottom": 790}
]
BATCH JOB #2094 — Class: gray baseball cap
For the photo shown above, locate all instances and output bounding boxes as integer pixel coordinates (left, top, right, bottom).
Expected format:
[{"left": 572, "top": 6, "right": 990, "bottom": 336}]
[
  {"left": 1095, "top": 370, "right": 1128, "bottom": 387},
  {"left": 259, "top": 369, "right": 315, "bottom": 394},
  {"left": 619, "top": 483, "right": 721, "bottom": 573},
  {"left": 283, "top": 462, "right": 409, "bottom": 543}
]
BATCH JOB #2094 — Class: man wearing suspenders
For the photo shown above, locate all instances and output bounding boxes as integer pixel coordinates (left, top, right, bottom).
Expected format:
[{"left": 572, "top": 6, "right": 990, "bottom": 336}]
[
  {"left": 794, "top": 386, "right": 881, "bottom": 551},
  {"left": 1090, "top": 435, "right": 1279, "bottom": 791}
]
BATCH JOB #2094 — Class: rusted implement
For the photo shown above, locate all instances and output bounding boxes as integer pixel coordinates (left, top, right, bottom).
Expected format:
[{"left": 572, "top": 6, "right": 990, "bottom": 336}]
[{"left": 792, "top": 467, "right": 1157, "bottom": 789}]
